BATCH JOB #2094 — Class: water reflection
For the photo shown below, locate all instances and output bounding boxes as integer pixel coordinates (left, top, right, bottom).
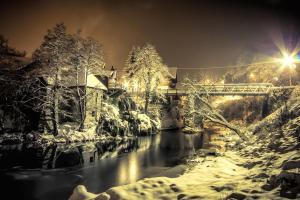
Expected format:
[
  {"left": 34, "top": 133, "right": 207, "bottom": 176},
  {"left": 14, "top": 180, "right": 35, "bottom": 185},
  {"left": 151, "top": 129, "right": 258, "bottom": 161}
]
[
  {"left": 117, "top": 152, "right": 139, "bottom": 185},
  {"left": 0, "top": 130, "right": 204, "bottom": 200}
]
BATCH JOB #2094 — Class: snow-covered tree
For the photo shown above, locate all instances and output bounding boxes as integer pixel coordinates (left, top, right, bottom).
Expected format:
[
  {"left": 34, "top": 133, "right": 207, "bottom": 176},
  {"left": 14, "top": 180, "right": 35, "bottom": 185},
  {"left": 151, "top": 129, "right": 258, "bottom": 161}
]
[
  {"left": 69, "top": 33, "right": 105, "bottom": 130},
  {"left": 0, "top": 34, "right": 26, "bottom": 59},
  {"left": 32, "top": 24, "right": 106, "bottom": 133},
  {"left": 183, "top": 79, "right": 248, "bottom": 141},
  {"left": 124, "top": 44, "right": 169, "bottom": 113},
  {"left": 32, "top": 23, "right": 73, "bottom": 135}
]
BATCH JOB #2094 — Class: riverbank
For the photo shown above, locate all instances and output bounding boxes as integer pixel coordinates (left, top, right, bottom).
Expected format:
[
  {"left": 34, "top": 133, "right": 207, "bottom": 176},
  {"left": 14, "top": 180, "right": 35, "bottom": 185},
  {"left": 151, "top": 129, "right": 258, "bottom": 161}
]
[
  {"left": 68, "top": 150, "right": 253, "bottom": 200},
  {"left": 0, "top": 130, "right": 204, "bottom": 200},
  {"left": 69, "top": 88, "right": 300, "bottom": 200},
  {"left": 69, "top": 144, "right": 299, "bottom": 200}
]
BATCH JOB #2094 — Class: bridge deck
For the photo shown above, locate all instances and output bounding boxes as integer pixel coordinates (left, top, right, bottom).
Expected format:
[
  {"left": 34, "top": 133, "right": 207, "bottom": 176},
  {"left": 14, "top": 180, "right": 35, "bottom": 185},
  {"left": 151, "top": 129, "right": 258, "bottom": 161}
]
[{"left": 159, "top": 83, "right": 295, "bottom": 96}]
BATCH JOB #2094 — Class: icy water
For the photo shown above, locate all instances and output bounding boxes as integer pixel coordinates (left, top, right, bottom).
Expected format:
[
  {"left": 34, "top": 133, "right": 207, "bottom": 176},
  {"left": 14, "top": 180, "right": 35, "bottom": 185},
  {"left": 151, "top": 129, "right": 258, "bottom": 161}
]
[{"left": 0, "top": 130, "right": 204, "bottom": 200}]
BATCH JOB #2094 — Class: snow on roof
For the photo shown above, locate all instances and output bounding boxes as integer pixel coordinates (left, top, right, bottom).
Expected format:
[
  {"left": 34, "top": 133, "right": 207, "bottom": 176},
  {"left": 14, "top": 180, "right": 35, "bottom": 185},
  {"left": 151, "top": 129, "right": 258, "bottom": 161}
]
[
  {"left": 58, "top": 73, "right": 107, "bottom": 90},
  {"left": 86, "top": 74, "right": 107, "bottom": 90}
]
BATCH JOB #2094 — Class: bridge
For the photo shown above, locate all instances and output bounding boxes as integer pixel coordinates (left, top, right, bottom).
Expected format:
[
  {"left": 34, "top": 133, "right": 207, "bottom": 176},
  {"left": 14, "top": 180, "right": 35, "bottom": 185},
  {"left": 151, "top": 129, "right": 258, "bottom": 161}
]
[{"left": 160, "top": 83, "right": 295, "bottom": 96}]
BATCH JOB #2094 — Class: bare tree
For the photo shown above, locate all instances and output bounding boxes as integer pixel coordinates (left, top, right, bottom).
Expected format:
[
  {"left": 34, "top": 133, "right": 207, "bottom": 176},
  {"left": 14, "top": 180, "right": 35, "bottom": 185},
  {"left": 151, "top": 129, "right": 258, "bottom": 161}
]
[{"left": 184, "top": 79, "right": 248, "bottom": 141}]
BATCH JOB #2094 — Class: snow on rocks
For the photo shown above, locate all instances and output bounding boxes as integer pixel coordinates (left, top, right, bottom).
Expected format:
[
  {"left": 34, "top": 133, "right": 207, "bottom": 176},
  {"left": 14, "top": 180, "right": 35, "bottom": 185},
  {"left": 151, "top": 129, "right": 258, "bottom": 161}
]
[
  {"left": 69, "top": 185, "right": 98, "bottom": 200},
  {"left": 129, "top": 111, "right": 153, "bottom": 134},
  {"left": 182, "top": 126, "right": 202, "bottom": 134}
]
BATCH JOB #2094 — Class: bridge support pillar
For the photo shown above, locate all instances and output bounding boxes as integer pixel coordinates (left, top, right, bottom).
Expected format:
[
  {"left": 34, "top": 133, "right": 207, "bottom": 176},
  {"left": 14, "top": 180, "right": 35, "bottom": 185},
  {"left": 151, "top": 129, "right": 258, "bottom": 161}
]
[
  {"left": 160, "top": 96, "right": 184, "bottom": 130},
  {"left": 261, "top": 95, "right": 269, "bottom": 118}
]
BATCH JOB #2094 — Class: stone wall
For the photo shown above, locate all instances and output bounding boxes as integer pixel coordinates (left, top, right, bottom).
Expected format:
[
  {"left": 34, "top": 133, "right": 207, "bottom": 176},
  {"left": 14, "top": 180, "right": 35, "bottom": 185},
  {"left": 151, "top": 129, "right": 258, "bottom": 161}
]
[{"left": 160, "top": 96, "right": 184, "bottom": 130}]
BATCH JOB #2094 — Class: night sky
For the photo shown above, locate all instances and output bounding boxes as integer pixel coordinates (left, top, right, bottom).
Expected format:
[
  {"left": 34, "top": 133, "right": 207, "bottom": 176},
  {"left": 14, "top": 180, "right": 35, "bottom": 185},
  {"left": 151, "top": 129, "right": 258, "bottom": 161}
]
[{"left": 0, "top": 0, "right": 300, "bottom": 70}]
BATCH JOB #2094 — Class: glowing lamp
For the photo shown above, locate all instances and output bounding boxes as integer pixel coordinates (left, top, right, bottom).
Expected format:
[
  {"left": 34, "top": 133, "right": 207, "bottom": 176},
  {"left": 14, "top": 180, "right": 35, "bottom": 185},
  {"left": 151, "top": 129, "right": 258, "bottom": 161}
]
[{"left": 281, "top": 53, "right": 297, "bottom": 68}]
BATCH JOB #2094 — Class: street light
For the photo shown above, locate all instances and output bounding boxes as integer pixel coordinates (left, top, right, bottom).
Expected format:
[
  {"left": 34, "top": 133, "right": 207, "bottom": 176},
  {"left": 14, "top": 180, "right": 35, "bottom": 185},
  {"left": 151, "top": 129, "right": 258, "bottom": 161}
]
[
  {"left": 281, "top": 54, "right": 295, "bottom": 67},
  {"left": 280, "top": 52, "right": 298, "bottom": 86}
]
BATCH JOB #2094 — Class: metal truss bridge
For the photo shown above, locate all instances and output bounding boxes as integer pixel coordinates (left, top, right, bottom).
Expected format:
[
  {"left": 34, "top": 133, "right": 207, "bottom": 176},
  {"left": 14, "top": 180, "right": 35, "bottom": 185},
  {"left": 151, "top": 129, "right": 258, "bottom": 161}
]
[{"left": 160, "top": 83, "right": 295, "bottom": 96}]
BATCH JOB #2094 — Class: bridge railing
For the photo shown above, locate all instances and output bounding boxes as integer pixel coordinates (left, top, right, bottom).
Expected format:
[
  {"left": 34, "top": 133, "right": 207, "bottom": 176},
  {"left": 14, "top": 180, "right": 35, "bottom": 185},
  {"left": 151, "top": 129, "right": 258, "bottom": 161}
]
[{"left": 159, "top": 83, "right": 275, "bottom": 96}]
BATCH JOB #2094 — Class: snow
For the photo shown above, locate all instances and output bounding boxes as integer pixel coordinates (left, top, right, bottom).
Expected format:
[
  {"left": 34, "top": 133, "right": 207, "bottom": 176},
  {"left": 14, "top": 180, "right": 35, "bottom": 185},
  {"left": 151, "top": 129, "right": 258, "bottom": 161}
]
[
  {"left": 38, "top": 126, "right": 107, "bottom": 144},
  {"left": 65, "top": 74, "right": 107, "bottom": 90},
  {"left": 69, "top": 151, "right": 275, "bottom": 200},
  {"left": 69, "top": 146, "right": 299, "bottom": 199},
  {"left": 98, "top": 102, "right": 128, "bottom": 135},
  {"left": 69, "top": 86, "right": 300, "bottom": 200},
  {"left": 182, "top": 126, "right": 202, "bottom": 134},
  {"left": 129, "top": 111, "right": 153, "bottom": 133}
]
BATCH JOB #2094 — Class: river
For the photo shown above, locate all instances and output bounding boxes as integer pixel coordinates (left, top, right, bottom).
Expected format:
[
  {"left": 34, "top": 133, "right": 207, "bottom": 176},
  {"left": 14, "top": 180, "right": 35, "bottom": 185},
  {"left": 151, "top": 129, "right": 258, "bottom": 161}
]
[{"left": 0, "top": 130, "right": 205, "bottom": 200}]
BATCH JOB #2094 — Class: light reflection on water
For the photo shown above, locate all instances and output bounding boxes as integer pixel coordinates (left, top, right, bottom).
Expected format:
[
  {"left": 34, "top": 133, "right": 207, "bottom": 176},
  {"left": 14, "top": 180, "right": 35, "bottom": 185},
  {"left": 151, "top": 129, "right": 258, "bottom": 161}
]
[
  {"left": 0, "top": 130, "right": 204, "bottom": 200},
  {"left": 117, "top": 152, "right": 139, "bottom": 185}
]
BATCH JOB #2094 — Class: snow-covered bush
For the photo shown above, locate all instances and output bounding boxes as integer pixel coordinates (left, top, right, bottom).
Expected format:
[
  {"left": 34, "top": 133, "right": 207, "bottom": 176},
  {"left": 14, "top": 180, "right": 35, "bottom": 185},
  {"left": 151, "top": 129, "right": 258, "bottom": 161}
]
[
  {"left": 97, "top": 102, "right": 128, "bottom": 136},
  {"left": 127, "top": 111, "right": 151, "bottom": 135},
  {"left": 126, "top": 111, "right": 159, "bottom": 135}
]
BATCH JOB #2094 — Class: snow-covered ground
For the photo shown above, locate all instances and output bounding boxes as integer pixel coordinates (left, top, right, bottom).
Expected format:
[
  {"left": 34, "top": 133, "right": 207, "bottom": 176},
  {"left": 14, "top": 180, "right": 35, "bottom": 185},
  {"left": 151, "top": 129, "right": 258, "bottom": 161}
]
[
  {"left": 70, "top": 148, "right": 299, "bottom": 200},
  {"left": 69, "top": 140, "right": 299, "bottom": 200},
  {"left": 69, "top": 87, "right": 300, "bottom": 200}
]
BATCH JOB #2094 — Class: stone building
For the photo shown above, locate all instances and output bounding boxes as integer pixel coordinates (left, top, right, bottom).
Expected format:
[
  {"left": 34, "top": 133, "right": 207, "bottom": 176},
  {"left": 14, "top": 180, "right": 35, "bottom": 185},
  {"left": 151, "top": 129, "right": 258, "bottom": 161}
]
[
  {"left": 0, "top": 57, "right": 109, "bottom": 133},
  {"left": 67, "top": 73, "right": 107, "bottom": 127}
]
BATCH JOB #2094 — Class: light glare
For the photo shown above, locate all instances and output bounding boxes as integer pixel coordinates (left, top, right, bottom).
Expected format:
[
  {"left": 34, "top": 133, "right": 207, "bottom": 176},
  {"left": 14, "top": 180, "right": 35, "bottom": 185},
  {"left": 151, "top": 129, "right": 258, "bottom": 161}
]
[{"left": 281, "top": 54, "right": 295, "bottom": 67}]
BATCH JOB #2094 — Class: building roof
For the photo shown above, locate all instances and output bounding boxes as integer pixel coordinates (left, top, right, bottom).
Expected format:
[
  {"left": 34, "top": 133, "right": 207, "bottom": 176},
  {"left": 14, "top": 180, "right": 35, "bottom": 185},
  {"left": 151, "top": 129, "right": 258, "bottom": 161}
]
[
  {"left": 86, "top": 74, "right": 107, "bottom": 90},
  {"left": 66, "top": 73, "right": 107, "bottom": 90}
]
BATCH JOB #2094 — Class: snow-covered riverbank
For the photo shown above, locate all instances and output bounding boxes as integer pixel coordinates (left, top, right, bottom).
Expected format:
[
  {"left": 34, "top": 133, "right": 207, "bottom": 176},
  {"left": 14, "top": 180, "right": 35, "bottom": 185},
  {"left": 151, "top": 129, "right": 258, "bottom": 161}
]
[
  {"left": 69, "top": 87, "right": 300, "bottom": 200},
  {"left": 69, "top": 147, "right": 299, "bottom": 200}
]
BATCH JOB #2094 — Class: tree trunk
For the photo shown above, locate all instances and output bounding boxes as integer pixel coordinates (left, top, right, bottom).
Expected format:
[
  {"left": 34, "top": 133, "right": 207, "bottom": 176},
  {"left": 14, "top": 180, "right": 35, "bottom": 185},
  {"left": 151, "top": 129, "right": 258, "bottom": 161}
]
[
  {"left": 76, "top": 65, "right": 85, "bottom": 131},
  {"left": 205, "top": 114, "right": 248, "bottom": 141},
  {"left": 52, "top": 68, "right": 61, "bottom": 136},
  {"left": 80, "top": 66, "right": 88, "bottom": 130},
  {"left": 144, "top": 90, "right": 150, "bottom": 114},
  {"left": 52, "top": 85, "right": 59, "bottom": 136}
]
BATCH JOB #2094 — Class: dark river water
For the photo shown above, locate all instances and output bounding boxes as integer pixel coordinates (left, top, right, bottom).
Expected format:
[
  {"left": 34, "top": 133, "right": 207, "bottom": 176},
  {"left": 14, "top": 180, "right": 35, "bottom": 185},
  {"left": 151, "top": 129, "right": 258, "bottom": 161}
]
[{"left": 0, "top": 130, "right": 205, "bottom": 200}]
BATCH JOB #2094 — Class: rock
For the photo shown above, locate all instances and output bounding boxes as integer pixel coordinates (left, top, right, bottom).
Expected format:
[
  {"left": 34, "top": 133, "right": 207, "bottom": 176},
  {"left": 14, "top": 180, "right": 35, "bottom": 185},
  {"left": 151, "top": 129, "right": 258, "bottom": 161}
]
[
  {"left": 177, "top": 194, "right": 186, "bottom": 200},
  {"left": 170, "top": 184, "right": 182, "bottom": 192},
  {"left": 95, "top": 193, "right": 110, "bottom": 200},
  {"left": 282, "top": 160, "right": 300, "bottom": 170},
  {"left": 68, "top": 185, "right": 98, "bottom": 200},
  {"left": 182, "top": 127, "right": 202, "bottom": 134},
  {"left": 242, "top": 161, "right": 263, "bottom": 169},
  {"left": 211, "top": 184, "right": 234, "bottom": 192},
  {"left": 199, "top": 148, "right": 220, "bottom": 156},
  {"left": 253, "top": 173, "right": 269, "bottom": 179},
  {"left": 226, "top": 192, "right": 246, "bottom": 200},
  {"left": 261, "top": 184, "right": 273, "bottom": 191}
]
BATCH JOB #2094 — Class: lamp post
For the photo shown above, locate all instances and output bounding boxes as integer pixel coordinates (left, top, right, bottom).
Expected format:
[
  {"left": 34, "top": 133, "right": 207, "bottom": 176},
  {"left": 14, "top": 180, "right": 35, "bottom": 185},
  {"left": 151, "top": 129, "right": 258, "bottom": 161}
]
[{"left": 281, "top": 53, "right": 297, "bottom": 86}]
